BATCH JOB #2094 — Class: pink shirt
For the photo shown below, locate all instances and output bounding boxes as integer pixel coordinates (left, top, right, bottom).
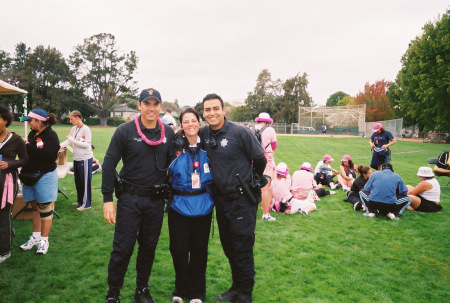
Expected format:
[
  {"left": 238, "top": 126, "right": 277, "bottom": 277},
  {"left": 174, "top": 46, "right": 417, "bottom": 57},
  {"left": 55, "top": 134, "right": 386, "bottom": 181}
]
[
  {"left": 291, "top": 170, "right": 315, "bottom": 191},
  {"left": 271, "top": 177, "right": 292, "bottom": 202},
  {"left": 255, "top": 124, "right": 277, "bottom": 164}
]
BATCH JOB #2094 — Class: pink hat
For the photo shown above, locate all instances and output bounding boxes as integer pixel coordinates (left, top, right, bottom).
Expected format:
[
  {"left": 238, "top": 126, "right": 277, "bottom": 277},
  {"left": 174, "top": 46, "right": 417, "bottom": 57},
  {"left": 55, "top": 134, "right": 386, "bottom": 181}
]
[
  {"left": 372, "top": 123, "right": 382, "bottom": 132},
  {"left": 341, "top": 155, "right": 351, "bottom": 162},
  {"left": 276, "top": 162, "right": 289, "bottom": 176},
  {"left": 323, "top": 154, "right": 334, "bottom": 162},
  {"left": 255, "top": 112, "right": 273, "bottom": 124},
  {"left": 299, "top": 162, "right": 312, "bottom": 171}
]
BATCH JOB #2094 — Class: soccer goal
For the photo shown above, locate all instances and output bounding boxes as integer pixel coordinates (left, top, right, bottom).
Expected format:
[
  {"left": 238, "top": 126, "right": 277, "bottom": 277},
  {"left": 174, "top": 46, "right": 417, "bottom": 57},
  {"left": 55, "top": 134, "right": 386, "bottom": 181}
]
[{"left": 293, "top": 104, "right": 366, "bottom": 135}]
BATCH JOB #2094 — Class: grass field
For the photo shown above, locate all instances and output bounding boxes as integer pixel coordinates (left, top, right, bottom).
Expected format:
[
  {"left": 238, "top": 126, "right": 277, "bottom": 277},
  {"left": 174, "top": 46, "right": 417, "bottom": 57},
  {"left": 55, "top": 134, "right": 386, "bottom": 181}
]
[{"left": 0, "top": 124, "right": 448, "bottom": 303}]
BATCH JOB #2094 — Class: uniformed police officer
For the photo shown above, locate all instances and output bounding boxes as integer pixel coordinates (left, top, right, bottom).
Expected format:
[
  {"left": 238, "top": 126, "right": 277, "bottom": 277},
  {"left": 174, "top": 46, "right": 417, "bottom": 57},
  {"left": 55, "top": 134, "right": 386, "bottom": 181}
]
[
  {"left": 102, "top": 88, "right": 175, "bottom": 303},
  {"left": 200, "top": 94, "right": 267, "bottom": 303}
]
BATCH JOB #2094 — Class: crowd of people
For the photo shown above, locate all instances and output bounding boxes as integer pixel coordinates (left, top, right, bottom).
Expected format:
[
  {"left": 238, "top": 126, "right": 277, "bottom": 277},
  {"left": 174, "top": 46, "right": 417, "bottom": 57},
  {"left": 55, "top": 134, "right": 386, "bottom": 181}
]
[{"left": 0, "top": 90, "right": 446, "bottom": 303}]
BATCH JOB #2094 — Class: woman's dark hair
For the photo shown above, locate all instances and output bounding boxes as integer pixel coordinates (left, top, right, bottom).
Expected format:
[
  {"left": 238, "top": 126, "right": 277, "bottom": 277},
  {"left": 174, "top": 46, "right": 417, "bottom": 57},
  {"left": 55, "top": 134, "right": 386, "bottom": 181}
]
[
  {"left": 177, "top": 107, "right": 200, "bottom": 136},
  {"left": 342, "top": 159, "right": 354, "bottom": 168},
  {"left": 0, "top": 105, "right": 13, "bottom": 127},
  {"left": 42, "top": 113, "right": 57, "bottom": 126},
  {"left": 357, "top": 165, "right": 371, "bottom": 176}
]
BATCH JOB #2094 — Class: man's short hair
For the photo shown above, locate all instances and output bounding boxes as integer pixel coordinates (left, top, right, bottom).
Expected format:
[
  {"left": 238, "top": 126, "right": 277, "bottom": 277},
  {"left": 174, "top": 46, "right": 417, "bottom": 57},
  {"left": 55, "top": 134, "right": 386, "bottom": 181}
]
[
  {"left": 165, "top": 109, "right": 171, "bottom": 114},
  {"left": 202, "top": 93, "right": 224, "bottom": 109}
]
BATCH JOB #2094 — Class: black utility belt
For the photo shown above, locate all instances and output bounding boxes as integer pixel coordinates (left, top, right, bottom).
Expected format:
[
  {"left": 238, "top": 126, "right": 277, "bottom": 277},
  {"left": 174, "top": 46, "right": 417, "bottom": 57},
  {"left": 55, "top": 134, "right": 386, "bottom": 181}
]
[
  {"left": 172, "top": 188, "right": 206, "bottom": 197},
  {"left": 122, "top": 183, "right": 169, "bottom": 197}
]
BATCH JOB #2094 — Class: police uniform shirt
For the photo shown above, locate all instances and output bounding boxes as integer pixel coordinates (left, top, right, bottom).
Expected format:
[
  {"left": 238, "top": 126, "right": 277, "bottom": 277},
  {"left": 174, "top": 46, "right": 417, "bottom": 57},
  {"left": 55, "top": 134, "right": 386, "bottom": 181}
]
[
  {"left": 102, "top": 118, "right": 175, "bottom": 202},
  {"left": 200, "top": 118, "right": 264, "bottom": 189}
]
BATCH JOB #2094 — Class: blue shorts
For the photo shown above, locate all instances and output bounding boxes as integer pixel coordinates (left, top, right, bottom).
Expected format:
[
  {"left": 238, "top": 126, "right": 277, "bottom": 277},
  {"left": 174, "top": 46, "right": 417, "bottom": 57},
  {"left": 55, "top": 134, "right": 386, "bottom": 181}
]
[{"left": 22, "top": 169, "right": 58, "bottom": 203}]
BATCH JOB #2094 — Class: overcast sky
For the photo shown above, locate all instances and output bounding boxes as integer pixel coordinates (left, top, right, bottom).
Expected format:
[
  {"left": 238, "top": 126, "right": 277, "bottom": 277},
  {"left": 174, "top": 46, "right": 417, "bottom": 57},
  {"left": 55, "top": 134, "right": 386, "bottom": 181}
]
[{"left": 1, "top": 1, "right": 448, "bottom": 107}]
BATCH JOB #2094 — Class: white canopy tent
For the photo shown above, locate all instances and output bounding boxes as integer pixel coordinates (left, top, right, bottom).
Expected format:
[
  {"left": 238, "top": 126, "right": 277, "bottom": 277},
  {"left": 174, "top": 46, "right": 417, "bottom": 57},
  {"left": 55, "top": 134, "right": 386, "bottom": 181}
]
[{"left": 0, "top": 79, "right": 28, "bottom": 137}]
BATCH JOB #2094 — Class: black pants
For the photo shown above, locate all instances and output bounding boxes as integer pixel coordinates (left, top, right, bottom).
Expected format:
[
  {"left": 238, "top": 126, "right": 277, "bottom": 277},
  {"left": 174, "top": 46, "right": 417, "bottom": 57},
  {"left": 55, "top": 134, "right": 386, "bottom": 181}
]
[
  {"left": 107, "top": 192, "right": 165, "bottom": 294},
  {"left": 214, "top": 194, "right": 257, "bottom": 297},
  {"left": 168, "top": 208, "right": 212, "bottom": 300},
  {"left": 359, "top": 190, "right": 411, "bottom": 216},
  {"left": 0, "top": 203, "right": 12, "bottom": 255},
  {"left": 314, "top": 174, "right": 335, "bottom": 187}
]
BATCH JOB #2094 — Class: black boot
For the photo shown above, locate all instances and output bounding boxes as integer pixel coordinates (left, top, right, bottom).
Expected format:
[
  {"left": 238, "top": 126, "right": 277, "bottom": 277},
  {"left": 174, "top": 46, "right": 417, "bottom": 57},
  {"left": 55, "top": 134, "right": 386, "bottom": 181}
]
[
  {"left": 215, "top": 288, "right": 238, "bottom": 302},
  {"left": 232, "top": 293, "right": 253, "bottom": 303},
  {"left": 134, "top": 287, "right": 156, "bottom": 303}
]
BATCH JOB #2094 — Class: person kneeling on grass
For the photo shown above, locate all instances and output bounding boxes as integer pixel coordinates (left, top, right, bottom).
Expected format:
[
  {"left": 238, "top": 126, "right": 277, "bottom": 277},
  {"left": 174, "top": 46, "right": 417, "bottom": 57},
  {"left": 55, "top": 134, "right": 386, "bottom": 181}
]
[
  {"left": 406, "top": 167, "right": 442, "bottom": 213},
  {"left": 359, "top": 163, "right": 411, "bottom": 220},
  {"left": 270, "top": 162, "right": 316, "bottom": 216},
  {"left": 344, "top": 165, "right": 371, "bottom": 211}
]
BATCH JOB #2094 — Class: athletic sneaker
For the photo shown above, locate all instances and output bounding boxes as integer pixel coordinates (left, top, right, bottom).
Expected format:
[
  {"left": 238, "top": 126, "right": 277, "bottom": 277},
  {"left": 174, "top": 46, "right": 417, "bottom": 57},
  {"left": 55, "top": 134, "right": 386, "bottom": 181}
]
[
  {"left": 342, "top": 185, "right": 350, "bottom": 192},
  {"left": 363, "top": 213, "right": 376, "bottom": 218},
  {"left": 20, "top": 235, "right": 40, "bottom": 250},
  {"left": 0, "top": 251, "right": 11, "bottom": 263},
  {"left": 300, "top": 210, "right": 308, "bottom": 216},
  {"left": 387, "top": 213, "right": 399, "bottom": 220},
  {"left": 190, "top": 299, "right": 202, "bottom": 303},
  {"left": 172, "top": 296, "right": 184, "bottom": 303},
  {"left": 330, "top": 184, "right": 337, "bottom": 189},
  {"left": 329, "top": 191, "right": 336, "bottom": 195},
  {"left": 36, "top": 239, "right": 49, "bottom": 254},
  {"left": 77, "top": 206, "right": 91, "bottom": 211},
  {"left": 262, "top": 215, "right": 276, "bottom": 221}
]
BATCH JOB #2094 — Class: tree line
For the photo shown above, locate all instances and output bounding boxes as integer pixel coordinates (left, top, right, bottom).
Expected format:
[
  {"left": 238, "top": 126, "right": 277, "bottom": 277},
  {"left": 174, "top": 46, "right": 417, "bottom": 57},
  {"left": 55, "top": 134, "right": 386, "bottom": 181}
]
[{"left": 1, "top": 10, "right": 448, "bottom": 131}]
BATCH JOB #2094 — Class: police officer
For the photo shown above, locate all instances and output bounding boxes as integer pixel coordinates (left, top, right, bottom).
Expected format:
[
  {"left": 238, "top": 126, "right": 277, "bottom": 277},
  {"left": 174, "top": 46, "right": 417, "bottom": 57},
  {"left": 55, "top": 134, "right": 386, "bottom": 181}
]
[
  {"left": 102, "top": 88, "right": 175, "bottom": 303},
  {"left": 200, "top": 93, "right": 267, "bottom": 303}
]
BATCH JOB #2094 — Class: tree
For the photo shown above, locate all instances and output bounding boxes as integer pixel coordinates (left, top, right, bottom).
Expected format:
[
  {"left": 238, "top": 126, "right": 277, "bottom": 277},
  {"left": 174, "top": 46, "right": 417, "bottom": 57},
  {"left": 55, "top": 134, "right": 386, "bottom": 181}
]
[
  {"left": 19, "top": 45, "right": 72, "bottom": 120},
  {"left": 326, "top": 91, "right": 349, "bottom": 107},
  {"left": 70, "top": 33, "right": 138, "bottom": 126},
  {"left": 389, "top": 10, "right": 450, "bottom": 131},
  {"left": 336, "top": 95, "right": 356, "bottom": 106},
  {"left": 273, "top": 72, "right": 312, "bottom": 123},
  {"left": 354, "top": 79, "right": 394, "bottom": 122}
]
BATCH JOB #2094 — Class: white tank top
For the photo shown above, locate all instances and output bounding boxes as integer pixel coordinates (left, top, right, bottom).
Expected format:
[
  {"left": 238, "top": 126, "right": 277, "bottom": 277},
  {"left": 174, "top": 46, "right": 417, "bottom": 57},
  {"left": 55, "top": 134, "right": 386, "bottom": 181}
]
[{"left": 420, "top": 178, "right": 440, "bottom": 202}]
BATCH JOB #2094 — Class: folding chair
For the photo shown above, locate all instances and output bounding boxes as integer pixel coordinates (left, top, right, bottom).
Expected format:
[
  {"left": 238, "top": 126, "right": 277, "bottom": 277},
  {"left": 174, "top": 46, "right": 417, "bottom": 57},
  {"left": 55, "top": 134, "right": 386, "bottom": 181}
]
[{"left": 428, "top": 158, "right": 450, "bottom": 187}]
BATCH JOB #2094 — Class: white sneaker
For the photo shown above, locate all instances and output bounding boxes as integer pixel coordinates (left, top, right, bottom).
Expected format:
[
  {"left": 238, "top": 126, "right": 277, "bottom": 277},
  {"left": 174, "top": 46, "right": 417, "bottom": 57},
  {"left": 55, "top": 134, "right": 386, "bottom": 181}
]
[
  {"left": 0, "top": 251, "right": 11, "bottom": 263},
  {"left": 387, "top": 213, "right": 399, "bottom": 220},
  {"left": 36, "top": 239, "right": 49, "bottom": 254},
  {"left": 262, "top": 215, "right": 277, "bottom": 221},
  {"left": 77, "top": 206, "right": 91, "bottom": 211},
  {"left": 300, "top": 210, "right": 308, "bottom": 216},
  {"left": 342, "top": 185, "right": 350, "bottom": 192},
  {"left": 363, "top": 213, "right": 376, "bottom": 218},
  {"left": 172, "top": 296, "right": 184, "bottom": 303},
  {"left": 20, "top": 235, "right": 40, "bottom": 250},
  {"left": 190, "top": 299, "right": 202, "bottom": 303},
  {"left": 329, "top": 190, "right": 336, "bottom": 195},
  {"left": 330, "top": 184, "right": 337, "bottom": 189}
]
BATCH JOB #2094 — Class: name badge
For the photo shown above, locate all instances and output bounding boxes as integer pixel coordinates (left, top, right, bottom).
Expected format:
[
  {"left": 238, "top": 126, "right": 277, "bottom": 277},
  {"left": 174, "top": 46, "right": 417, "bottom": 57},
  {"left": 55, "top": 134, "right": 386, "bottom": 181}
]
[{"left": 192, "top": 172, "right": 201, "bottom": 189}]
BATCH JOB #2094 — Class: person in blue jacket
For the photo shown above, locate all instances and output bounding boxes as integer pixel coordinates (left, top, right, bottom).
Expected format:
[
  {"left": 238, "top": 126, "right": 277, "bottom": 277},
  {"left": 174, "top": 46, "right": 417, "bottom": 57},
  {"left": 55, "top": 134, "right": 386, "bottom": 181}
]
[
  {"left": 168, "top": 108, "right": 214, "bottom": 303},
  {"left": 359, "top": 163, "right": 411, "bottom": 220}
]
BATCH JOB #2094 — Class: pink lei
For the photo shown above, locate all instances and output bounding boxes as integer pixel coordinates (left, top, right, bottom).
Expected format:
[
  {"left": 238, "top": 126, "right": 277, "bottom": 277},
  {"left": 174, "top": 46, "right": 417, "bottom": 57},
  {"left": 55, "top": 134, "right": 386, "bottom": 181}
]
[{"left": 134, "top": 115, "right": 165, "bottom": 146}]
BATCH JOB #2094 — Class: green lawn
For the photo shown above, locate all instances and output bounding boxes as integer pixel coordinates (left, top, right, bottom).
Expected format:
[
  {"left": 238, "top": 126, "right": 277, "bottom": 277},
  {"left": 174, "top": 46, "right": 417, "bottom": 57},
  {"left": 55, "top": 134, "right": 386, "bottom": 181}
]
[{"left": 1, "top": 125, "right": 448, "bottom": 303}]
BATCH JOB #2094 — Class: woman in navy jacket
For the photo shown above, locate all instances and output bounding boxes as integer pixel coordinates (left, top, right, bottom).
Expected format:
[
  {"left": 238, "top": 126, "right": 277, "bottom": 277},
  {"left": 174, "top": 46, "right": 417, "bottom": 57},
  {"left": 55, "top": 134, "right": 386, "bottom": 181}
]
[{"left": 168, "top": 108, "right": 214, "bottom": 303}]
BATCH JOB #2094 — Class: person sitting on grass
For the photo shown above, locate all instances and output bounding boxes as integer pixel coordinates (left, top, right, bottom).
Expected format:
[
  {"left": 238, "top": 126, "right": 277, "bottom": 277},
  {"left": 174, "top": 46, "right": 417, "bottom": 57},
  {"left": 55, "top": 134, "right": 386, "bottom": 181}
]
[
  {"left": 344, "top": 165, "right": 371, "bottom": 211},
  {"left": 270, "top": 162, "right": 316, "bottom": 216},
  {"left": 359, "top": 163, "right": 411, "bottom": 220},
  {"left": 291, "top": 162, "right": 334, "bottom": 201},
  {"left": 313, "top": 154, "right": 339, "bottom": 189},
  {"left": 336, "top": 155, "right": 356, "bottom": 192},
  {"left": 406, "top": 167, "right": 442, "bottom": 213}
]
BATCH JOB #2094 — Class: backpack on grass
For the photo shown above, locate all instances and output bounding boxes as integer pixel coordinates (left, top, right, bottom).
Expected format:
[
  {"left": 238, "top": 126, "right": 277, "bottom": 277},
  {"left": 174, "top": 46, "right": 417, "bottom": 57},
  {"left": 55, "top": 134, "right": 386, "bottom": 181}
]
[{"left": 437, "top": 151, "right": 449, "bottom": 170}]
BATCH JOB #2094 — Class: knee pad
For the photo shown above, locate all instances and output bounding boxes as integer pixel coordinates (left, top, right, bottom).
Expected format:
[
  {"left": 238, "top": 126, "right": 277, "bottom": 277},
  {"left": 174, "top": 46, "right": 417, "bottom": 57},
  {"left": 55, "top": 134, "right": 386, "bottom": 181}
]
[{"left": 38, "top": 203, "right": 53, "bottom": 220}]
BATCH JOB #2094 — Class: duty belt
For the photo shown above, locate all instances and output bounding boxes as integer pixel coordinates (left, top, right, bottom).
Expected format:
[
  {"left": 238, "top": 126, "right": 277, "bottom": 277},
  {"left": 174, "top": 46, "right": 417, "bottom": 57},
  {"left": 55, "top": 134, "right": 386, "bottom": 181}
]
[{"left": 122, "top": 182, "right": 168, "bottom": 197}]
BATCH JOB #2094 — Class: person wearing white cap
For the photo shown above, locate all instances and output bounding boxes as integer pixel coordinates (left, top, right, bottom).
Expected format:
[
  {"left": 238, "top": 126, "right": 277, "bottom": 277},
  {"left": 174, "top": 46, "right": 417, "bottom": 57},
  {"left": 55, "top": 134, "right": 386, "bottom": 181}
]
[
  {"left": 369, "top": 123, "right": 396, "bottom": 170},
  {"left": 406, "top": 167, "right": 442, "bottom": 212},
  {"left": 253, "top": 112, "right": 278, "bottom": 221}
]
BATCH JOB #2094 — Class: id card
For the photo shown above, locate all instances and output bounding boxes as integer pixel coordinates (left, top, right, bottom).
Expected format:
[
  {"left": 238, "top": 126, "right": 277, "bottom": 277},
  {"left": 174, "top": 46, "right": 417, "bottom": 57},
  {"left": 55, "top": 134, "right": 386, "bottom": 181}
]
[{"left": 192, "top": 172, "right": 201, "bottom": 189}]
